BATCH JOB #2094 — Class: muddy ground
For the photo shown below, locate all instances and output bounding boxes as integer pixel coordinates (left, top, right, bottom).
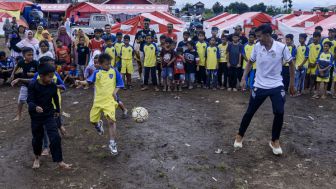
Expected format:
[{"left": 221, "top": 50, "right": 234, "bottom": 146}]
[{"left": 0, "top": 81, "right": 336, "bottom": 189}]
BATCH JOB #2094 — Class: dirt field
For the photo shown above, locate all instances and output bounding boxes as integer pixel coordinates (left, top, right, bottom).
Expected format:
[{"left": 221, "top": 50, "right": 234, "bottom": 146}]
[{"left": 0, "top": 81, "right": 336, "bottom": 189}]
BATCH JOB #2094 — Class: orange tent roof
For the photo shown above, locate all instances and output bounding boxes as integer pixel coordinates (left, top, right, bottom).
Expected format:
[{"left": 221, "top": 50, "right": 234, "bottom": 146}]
[{"left": 0, "top": 1, "right": 33, "bottom": 12}]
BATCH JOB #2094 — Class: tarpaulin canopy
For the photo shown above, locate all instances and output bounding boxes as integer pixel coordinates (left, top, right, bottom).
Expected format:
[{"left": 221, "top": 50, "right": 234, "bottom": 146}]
[
  {"left": 150, "top": 11, "right": 184, "bottom": 25},
  {"left": 0, "top": 1, "right": 32, "bottom": 12},
  {"left": 205, "top": 14, "right": 238, "bottom": 28},
  {"left": 66, "top": 2, "right": 106, "bottom": 18},
  {"left": 282, "top": 14, "right": 325, "bottom": 28},
  {"left": 206, "top": 12, "right": 230, "bottom": 23},
  {"left": 216, "top": 12, "right": 276, "bottom": 32},
  {"left": 111, "top": 14, "right": 182, "bottom": 35},
  {"left": 275, "top": 14, "right": 295, "bottom": 22},
  {"left": 95, "top": 4, "right": 169, "bottom": 15},
  {"left": 39, "top": 4, "right": 70, "bottom": 13},
  {"left": 305, "top": 15, "right": 336, "bottom": 36}
]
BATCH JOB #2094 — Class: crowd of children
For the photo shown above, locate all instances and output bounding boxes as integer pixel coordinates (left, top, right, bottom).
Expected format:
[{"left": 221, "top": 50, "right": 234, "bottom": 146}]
[{"left": 1, "top": 22, "right": 336, "bottom": 169}]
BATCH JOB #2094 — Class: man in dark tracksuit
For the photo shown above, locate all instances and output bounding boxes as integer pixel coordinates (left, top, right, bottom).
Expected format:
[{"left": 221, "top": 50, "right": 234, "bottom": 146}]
[{"left": 27, "top": 62, "right": 71, "bottom": 169}]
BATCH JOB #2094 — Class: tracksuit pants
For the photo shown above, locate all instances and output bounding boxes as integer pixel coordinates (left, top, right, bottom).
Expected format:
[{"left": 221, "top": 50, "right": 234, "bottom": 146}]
[
  {"left": 143, "top": 66, "right": 157, "bottom": 86},
  {"left": 238, "top": 86, "right": 286, "bottom": 141}
]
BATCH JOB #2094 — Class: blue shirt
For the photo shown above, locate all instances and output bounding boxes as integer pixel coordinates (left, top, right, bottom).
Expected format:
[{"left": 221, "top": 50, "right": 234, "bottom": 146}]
[
  {"left": 0, "top": 57, "right": 14, "bottom": 70},
  {"left": 102, "top": 33, "right": 116, "bottom": 43},
  {"left": 32, "top": 72, "right": 66, "bottom": 91}
]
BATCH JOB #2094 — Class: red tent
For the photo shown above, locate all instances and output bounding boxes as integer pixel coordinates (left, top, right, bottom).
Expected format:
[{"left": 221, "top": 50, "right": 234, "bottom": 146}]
[
  {"left": 282, "top": 14, "right": 325, "bottom": 27},
  {"left": 206, "top": 12, "right": 230, "bottom": 22},
  {"left": 0, "top": 1, "right": 33, "bottom": 12},
  {"left": 305, "top": 15, "right": 336, "bottom": 36},
  {"left": 276, "top": 14, "right": 296, "bottom": 22},
  {"left": 150, "top": 11, "right": 184, "bottom": 25},
  {"left": 66, "top": 2, "right": 106, "bottom": 18},
  {"left": 216, "top": 12, "right": 277, "bottom": 31},
  {"left": 111, "top": 14, "right": 182, "bottom": 35}
]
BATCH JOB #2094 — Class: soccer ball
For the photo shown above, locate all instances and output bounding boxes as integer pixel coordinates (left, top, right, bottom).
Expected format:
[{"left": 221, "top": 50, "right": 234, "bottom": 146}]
[{"left": 132, "top": 107, "right": 149, "bottom": 123}]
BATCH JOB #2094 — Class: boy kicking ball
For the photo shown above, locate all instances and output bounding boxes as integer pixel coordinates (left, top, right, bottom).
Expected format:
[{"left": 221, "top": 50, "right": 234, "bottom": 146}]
[
  {"left": 27, "top": 62, "right": 71, "bottom": 169},
  {"left": 75, "top": 53, "right": 124, "bottom": 155}
]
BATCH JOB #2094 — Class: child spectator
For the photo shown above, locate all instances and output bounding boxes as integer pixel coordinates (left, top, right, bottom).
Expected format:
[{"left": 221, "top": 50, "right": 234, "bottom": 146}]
[
  {"left": 141, "top": 34, "right": 159, "bottom": 91},
  {"left": 0, "top": 51, "right": 14, "bottom": 84},
  {"left": 206, "top": 27, "right": 222, "bottom": 45},
  {"left": 184, "top": 41, "right": 199, "bottom": 89},
  {"left": 195, "top": 31, "right": 207, "bottom": 88},
  {"left": 178, "top": 31, "right": 190, "bottom": 52},
  {"left": 134, "top": 36, "right": 143, "bottom": 80},
  {"left": 114, "top": 32, "right": 124, "bottom": 71},
  {"left": 55, "top": 39, "right": 71, "bottom": 75},
  {"left": 160, "top": 37, "right": 176, "bottom": 92},
  {"left": 89, "top": 29, "right": 104, "bottom": 52},
  {"left": 206, "top": 37, "right": 220, "bottom": 89},
  {"left": 120, "top": 35, "right": 134, "bottom": 89},
  {"left": 241, "top": 33, "right": 256, "bottom": 90},
  {"left": 174, "top": 48, "right": 185, "bottom": 91},
  {"left": 83, "top": 54, "right": 100, "bottom": 89},
  {"left": 283, "top": 34, "right": 297, "bottom": 92},
  {"left": 64, "top": 64, "right": 79, "bottom": 87},
  {"left": 10, "top": 47, "right": 39, "bottom": 121},
  {"left": 307, "top": 32, "right": 322, "bottom": 93},
  {"left": 77, "top": 36, "right": 90, "bottom": 80},
  {"left": 295, "top": 33, "right": 309, "bottom": 96},
  {"left": 157, "top": 35, "right": 167, "bottom": 86},
  {"left": 27, "top": 62, "right": 71, "bottom": 169},
  {"left": 38, "top": 40, "right": 54, "bottom": 60},
  {"left": 75, "top": 53, "right": 124, "bottom": 155},
  {"left": 227, "top": 33, "right": 243, "bottom": 91},
  {"left": 217, "top": 34, "right": 229, "bottom": 89},
  {"left": 313, "top": 42, "right": 333, "bottom": 99},
  {"left": 104, "top": 37, "right": 116, "bottom": 67}
]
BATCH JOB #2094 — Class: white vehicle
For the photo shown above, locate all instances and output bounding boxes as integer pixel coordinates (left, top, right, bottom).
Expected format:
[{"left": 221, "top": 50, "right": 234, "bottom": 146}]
[{"left": 71, "top": 14, "right": 115, "bottom": 37}]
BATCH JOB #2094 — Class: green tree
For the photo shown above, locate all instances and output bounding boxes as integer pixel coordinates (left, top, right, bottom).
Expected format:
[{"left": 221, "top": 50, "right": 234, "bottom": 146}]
[
  {"left": 266, "top": 6, "right": 283, "bottom": 16},
  {"left": 225, "top": 2, "right": 249, "bottom": 14},
  {"left": 212, "top": 2, "right": 224, "bottom": 15},
  {"left": 283, "top": 0, "right": 293, "bottom": 13},
  {"left": 250, "top": 3, "right": 267, "bottom": 12}
]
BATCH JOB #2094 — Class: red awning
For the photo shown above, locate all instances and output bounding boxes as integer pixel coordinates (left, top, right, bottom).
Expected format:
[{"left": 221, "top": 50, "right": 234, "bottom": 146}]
[{"left": 0, "top": 1, "right": 33, "bottom": 12}]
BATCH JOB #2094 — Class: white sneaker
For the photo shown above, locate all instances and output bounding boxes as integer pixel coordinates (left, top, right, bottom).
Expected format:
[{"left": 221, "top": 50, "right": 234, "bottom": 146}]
[
  {"left": 109, "top": 141, "right": 118, "bottom": 155},
  {"left": 234, "top": 139, "right": 243, "bottom": 148},
  {"left": 269, "top": 141, "right": 283, "bottom": 155},
  {"left": 95, "top": 120, "right": 104, "bottom": 135},
  {"left": 227, "top": 88, "right": 232, "bottom": 92}
]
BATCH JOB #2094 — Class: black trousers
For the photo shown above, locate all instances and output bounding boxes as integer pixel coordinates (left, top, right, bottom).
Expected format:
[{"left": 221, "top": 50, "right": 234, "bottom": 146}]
[
  {"left": 196, "top": 65, "right": 207, "bottom": 85},
  {"left": 218, "top": 62, "right": 228, "bottom": 87},
  {"left": 228, "top": 67, "right": 238, "bottom": 88},
  {"left": 31, "top": 116, "right": 63, "bottom": 162},
  {"left": 239, "top": 86, "right": 286, "bottom": 141},
  {"left": 281, "top": 66, "right": 290, "bottom": 92},
  {"left": 144, "top": 66, "right": 157, "bottom": 86},
  {"left": 327, "top": 67, "right": 334, "bottom": 91}
]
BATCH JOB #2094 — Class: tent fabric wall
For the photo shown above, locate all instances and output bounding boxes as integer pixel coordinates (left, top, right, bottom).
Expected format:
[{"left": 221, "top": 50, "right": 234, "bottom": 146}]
[
  {"left": 95, "top": 4, "right": 169, "bottom": 15},
  {"left": 305, "top": 15, "right": 336, "bottom": 36},
  {"left": 150, "top": 11, "right": 184, "bottom": 25},
  {"left": 216, "top": 12, "right": 276, "bottom": 33},
  {"left": 110, "top": 14, "right": 182, "bottom": 35},
  {"left": 40, "top": 4, "right": 70, "bottom": 13},
  {"left": 206, "top": 12, "right": 230, "bottom": 22},
  {"left": 282, "top": 14, "right": 325, "bottom": 27}
]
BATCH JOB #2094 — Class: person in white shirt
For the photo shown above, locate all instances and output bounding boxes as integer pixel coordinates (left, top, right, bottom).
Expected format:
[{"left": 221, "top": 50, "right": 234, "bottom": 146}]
[
  {"left": 234, "top": 24, "right": 295, "bottom": 155},
  {"left": 38, "top": 40, "right": 54, "bottom": 60}
]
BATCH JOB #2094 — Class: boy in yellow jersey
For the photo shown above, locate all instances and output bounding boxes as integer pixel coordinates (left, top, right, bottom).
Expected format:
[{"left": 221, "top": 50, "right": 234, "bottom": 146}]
[
  {"left": 104, "top": 37, "right": 116, "bottom": 67},
  {"left": 295, "top": 33, "right": 309, "bottom": 96},
  {"left": 282, "top": 34, "right": 297, "bottom": 92},
  {"left": 322, "top": 28, "right": 336, "bottom": 93},
  {"left": 114, "top": 32, "right": 124, "bottom": 72},
  {"left": 242, "top": 33, "right": 256, "bottom": 90},
  {"left": 195, "top": 31, "right": 207, "bottom": 88},
  {"left": 205, "top": 37, "right": 220, "bottom": 89},
  {"left": 141, "top": 34, "right": 159, "bottom": 91},
  {"left": 218, "top": 34, "right": 228, "bottom": 89},
  {"left": 313, "top": 42, "right": 333, "bottom": 99},
  {"left": 307, "top": 32, "right": 322, "bottom": 93},
  {"left": 120, "top": 35, "right": 134, "bottom": 89},
  {"left": 75, "top": 53, "right": 124, "bottom": 155}
]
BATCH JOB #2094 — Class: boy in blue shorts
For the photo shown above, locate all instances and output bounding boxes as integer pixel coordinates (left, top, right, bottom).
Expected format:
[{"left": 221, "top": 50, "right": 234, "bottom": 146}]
[
  {"left": 75, "top": 53, "right": 124, "bottom": 155},
  {"left": 160, "top": 37, "right": 176, "bottom": 92}
]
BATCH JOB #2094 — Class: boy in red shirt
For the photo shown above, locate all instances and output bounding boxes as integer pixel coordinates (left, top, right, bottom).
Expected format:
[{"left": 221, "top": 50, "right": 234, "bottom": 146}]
[
  {"left": 174, "top": 48, "right": 185, "bottom": 91},
  {"left": 89, "top": 29, "right": 104, "bottom": 52},
  {"left": 55, "top": 39, "right": 70, "bottom": 76}
]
